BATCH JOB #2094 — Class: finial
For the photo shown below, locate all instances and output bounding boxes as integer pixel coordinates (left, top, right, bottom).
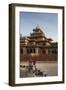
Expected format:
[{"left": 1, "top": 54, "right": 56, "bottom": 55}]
[{"left": 36, "top": 24, "right": 40, "bottom": 29}]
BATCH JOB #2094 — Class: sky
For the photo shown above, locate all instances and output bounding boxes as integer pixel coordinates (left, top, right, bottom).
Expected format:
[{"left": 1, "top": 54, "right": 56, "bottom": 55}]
[{"left": 19, "top": 12, "right": 58, "bottom": 42}]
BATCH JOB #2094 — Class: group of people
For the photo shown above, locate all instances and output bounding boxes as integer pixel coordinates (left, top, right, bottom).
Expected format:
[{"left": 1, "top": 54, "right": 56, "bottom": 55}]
[{"left": 28, "top": 59, "right": 48, "bottom": 77}]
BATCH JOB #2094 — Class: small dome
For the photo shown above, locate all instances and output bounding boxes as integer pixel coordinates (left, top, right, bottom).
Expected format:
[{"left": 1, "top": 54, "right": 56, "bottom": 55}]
[{"left": 36, "top": 25, "right": 40, "bottom": 29}]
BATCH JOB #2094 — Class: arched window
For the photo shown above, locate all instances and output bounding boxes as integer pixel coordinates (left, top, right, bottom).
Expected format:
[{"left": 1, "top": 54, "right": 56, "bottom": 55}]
[
  {"left": 30, "top": 48, "right": 32, "bottom": 53},
  {"left": 33, "top": 48, "right": 35, "bottom": 53},
  {"left": 43, "top": 50, "right": 45, "bottom": 54},
  {"left": 27, "top": 48, "right": 35, "bottom": 53},
  {"left": 27, "top": 48, "right": 30, "bottom": 53},
  {"left": 52, "top": 50, "right": 57, "bottom": 54}
]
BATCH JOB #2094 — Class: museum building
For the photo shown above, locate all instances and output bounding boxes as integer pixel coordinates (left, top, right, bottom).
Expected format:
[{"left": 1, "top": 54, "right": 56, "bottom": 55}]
[{"left": 20, "top": 26, "right": 58, "bottom": 61}]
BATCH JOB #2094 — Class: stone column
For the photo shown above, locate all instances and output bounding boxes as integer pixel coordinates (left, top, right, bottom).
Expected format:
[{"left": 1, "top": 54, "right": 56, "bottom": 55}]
[
  {"left": 46, "top": 49, "right": 48, "bottom": 54},
  {"left": 23, "top": 47, "right": 26, "bottom": 54},
  {"left": 36, "top": 48, "right": 39, "bottom": 55}
]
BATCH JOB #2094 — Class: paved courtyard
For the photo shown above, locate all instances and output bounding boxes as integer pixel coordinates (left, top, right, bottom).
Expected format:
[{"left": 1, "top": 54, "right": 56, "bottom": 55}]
[{"left": 20, "top": 61, "right": 58, "bottom": 78}]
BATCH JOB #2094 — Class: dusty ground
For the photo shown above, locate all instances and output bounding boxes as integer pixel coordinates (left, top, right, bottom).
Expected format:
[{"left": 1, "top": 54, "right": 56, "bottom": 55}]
[{"left": 20, "top": 61, "right": 58, "bottom": 78}]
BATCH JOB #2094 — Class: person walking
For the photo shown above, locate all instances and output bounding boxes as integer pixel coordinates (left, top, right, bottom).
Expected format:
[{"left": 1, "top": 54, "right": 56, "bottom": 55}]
[{"left": 32, "top": 60, "right": 36, "bottom": 71}]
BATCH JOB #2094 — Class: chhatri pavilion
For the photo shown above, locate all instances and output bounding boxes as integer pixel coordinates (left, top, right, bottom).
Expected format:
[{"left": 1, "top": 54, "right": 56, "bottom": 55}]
[{"left": 20, "top": 26, "right": 58, "bottom": 61}]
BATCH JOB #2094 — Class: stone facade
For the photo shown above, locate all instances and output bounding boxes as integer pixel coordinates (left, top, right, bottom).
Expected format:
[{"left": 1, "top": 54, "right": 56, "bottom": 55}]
[{"left": 20, "top": 26, "right": 58, "bottom": 61}]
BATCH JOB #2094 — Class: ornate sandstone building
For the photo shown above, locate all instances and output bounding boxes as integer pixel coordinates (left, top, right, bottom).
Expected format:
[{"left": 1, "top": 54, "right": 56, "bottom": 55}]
[{"left": 20, "top": 26, "right": 58, "bottom": 61}]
